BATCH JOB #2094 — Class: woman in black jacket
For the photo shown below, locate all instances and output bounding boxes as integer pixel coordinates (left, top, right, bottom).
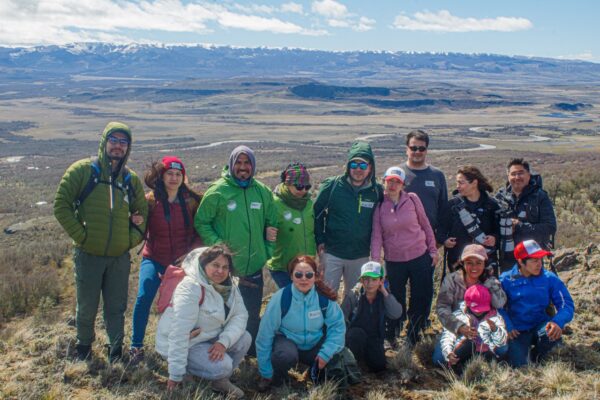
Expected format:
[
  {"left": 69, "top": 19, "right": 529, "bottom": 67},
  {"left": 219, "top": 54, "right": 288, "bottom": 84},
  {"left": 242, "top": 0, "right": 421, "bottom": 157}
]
[{"left": 438, "top": 165, "right": 500, "bottom": 272}]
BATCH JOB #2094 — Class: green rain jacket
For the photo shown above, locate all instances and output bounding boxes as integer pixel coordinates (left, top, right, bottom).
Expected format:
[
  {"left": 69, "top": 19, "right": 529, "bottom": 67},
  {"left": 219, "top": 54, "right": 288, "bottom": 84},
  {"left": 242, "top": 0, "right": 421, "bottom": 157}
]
[
  {"left": 267, "top": 185, "right": 316, "bottom": 273},
  {"left": 194, "top": 167, "right": 277, "bottom": 277},
  {"left": 54, "top": 122, "right": 148, "bottom": 256},
  {"left": 314, "top": 141, "right": 383, "bottom": 260}
]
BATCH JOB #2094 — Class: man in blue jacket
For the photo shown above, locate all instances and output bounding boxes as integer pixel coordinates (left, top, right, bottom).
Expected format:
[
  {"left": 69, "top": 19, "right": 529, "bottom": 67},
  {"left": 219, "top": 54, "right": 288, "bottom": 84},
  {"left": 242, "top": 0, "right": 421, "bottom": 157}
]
[{"left": 499, "top": 240, "right": 574, "bottom": 368}]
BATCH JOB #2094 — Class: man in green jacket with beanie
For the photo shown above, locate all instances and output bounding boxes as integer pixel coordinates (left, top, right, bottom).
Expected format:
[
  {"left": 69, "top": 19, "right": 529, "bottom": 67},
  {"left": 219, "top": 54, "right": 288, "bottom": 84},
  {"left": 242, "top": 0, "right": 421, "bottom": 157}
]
[
  {"left": 54, "top": 122, "right": 148, "bottom": 362},
  {"left": 195, "top": 145, "right": 278, "bottom": 356},
  {"left": 314, "top": 141, "right": 383, "bottom": 296}
]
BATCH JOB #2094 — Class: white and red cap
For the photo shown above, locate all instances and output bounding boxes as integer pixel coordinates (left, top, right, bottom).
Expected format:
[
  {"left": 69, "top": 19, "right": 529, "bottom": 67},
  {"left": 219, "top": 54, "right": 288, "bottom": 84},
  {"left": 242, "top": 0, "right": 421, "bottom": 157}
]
[
  {"left": 383, "top": 166, "right": 406, "bottom": 183},
  {"left": 514, "top": 239, "right": 553, "bottom": 260}
]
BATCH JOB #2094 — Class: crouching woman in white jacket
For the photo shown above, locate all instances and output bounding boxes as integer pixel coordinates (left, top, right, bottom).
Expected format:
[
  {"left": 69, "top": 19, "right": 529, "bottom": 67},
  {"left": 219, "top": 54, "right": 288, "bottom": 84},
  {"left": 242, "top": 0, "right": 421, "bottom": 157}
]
[{"left": 155, "top": 245, "right": 250, "bottom": 399}]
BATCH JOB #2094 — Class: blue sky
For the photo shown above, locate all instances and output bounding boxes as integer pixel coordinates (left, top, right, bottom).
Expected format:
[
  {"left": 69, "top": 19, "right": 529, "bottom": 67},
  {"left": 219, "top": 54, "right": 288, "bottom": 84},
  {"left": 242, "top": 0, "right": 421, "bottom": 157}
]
[{"left": 1, "top": 0, "right": 597, "bottom": 62}]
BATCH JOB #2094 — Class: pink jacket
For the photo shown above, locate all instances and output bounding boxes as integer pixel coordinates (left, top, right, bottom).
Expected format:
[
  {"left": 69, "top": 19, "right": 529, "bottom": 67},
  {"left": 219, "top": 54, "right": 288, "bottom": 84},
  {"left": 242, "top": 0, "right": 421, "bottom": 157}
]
[{"left": 370, "top": 191, "right": 437, "bottom": 262}]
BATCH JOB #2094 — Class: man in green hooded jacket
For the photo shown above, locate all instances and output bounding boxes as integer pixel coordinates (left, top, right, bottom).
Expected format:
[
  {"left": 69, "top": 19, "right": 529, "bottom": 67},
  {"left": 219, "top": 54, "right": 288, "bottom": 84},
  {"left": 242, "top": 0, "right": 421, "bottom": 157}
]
[
  {"left": 314, "top": 141, "right": 383, "bottom": 296},
  {"left": 195, "top": 145, "right": 278, "bottom": 356},
  {"left": 54, "top": 122, "right": 147, "bottom": 362}
]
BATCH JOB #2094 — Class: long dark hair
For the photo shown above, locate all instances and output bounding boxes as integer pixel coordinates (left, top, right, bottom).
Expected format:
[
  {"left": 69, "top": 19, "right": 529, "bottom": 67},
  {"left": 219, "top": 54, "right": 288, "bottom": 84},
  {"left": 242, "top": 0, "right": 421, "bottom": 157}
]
[
  {"left": 457, "top": 165, "right": 494, "bottom": 193},
  {"left": 287, "top": 255, "right": 337, "bottom": 301},
  {"left": 144, "top": 160, "right": 202, "bottom": 228},
  {"left": 457, "top": 260, "right": 491, "bottom": 284}
]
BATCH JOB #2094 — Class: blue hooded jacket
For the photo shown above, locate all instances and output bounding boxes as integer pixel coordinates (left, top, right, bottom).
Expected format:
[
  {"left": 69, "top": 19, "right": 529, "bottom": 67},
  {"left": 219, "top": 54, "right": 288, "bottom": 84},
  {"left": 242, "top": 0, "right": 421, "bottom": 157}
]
[
  {"left": 255, "top": 285, "right": 345, "bottom": 379},
  {"left": 499, "top": 265, "right": 574, "bottom": 332}
]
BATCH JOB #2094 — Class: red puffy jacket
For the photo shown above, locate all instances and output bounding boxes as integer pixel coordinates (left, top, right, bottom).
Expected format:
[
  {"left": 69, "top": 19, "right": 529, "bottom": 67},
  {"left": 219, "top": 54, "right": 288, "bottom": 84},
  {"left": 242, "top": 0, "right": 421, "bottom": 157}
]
[{"left": 142, "top": 191, "right": 202, "bottom": 267}]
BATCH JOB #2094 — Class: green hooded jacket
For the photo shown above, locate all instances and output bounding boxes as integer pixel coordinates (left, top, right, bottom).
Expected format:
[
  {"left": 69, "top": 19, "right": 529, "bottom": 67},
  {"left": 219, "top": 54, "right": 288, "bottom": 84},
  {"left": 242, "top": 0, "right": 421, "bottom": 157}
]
[
  {"left": 314, "top": 141, "right": 383, "bottom": 259},
  {"left": 267, "top": 184, "right": 316, "bottom": 273},
  {"left": 54, "top": 122, "right": 148, "bottom": 257},
  {"left": 194, "top": 167, "right": 278, "bottom": 277}
]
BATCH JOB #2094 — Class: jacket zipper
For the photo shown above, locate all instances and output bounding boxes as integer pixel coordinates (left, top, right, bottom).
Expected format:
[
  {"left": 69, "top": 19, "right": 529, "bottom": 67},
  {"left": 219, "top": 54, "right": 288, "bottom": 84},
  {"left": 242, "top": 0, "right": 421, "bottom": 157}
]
[
  {"left": 243, "top": 189, "right": 251, "bottom": 276},
  {"left": 358, "top": 193, "right": 362, "bottom": 214},
  {"left": 303, "top": 298, "right": 307, "bottom": 346},
  {"left": 104, "top": 173, "right": 115, "bottom": 256},
  {"left": 168, "top": 202, "right": 174, "bottom": 263},
  {"left": 301, "top": 209, "right": 307, "bottom": 253}
]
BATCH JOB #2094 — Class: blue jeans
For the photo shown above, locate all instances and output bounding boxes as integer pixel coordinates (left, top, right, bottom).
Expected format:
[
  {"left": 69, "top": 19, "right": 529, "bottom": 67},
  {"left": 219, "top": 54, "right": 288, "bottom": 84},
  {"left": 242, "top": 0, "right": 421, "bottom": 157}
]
[
  {"left": 131, "top": 258, "right": 166, "bottom": 348},
  {"left": 238, "top": 270, "right": 264, "bottom": 356},
  {"left": 507, "top": 322, "right": 561, "bottom": 368},
  {"left": 269, "top": 270, "right": 292, "bottom": 289}
]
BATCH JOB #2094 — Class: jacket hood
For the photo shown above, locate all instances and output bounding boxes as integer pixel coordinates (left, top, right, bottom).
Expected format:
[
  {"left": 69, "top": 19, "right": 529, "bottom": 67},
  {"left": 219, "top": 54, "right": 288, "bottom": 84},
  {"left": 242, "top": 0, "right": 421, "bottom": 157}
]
[
  {"left": 182, "top": 247, "right": 210, "bottom": 286},
  {"left": 98, "top": 121, "right": 132, "bottom": 177},
  {"left": 346, "top": 141, "right": 376, "bottom": 183},
  {"left": 227, "top": 145, "right": 256, "bottom": 181},
  {"left": 503, "top": 173, "right": 542, "bottom": 195},
  {"left": 221, "top": 165, "right": 256, "bottom": 187}
]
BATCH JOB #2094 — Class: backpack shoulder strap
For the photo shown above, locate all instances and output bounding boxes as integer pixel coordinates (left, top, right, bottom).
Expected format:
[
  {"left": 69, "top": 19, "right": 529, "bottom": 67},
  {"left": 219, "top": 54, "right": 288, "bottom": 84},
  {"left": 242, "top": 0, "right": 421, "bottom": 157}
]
[
  {"left": 75, "top": 158, "right": 102, "bottom": 208},
  {"left": 280, "top": 284, "right": 293, "bottom": 319},
  {"left": 318, "top": 293, "right": 329, "bottom": 319}
]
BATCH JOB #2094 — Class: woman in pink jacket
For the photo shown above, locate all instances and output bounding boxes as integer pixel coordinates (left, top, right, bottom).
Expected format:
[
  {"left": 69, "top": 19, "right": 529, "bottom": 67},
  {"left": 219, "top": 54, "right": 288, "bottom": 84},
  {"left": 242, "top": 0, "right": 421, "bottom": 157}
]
[{"left": 371, "top": 166, "right": 438, "bottom": 346}]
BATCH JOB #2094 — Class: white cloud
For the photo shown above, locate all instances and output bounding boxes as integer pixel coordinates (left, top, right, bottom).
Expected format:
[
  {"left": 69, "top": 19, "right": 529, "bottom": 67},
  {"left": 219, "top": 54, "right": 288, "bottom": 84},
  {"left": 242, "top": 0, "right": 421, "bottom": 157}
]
[
  {"left": 281, "top": 2, "right": 303, "bottom": 14},
  {"left": 0, "top": 0, "right": 326, "bottom": 46},
  {"left": 311, "top": 0, "right": 348, "bottom": 19},
  {"left": 392, "top": 10, "right": 532, "bottom": 32},
  {"left": 311, "top": 0, "right": 374, "bottom": 32}
]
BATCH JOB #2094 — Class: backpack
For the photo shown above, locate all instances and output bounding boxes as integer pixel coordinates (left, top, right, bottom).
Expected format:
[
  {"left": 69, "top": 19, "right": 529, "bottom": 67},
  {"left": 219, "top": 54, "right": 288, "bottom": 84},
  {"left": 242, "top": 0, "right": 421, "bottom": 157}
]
[
  {"left": 280, "top": 283, "right": 329, "bottom": 320},
  {"left": 156, "top": 265, "right": 205, "bottom": 313},
  {"left": 310, "top": 347, "right": 362, "bottom": 391},
  {"left": 75, "top": 158, "right": 136, "bottom": 209}
]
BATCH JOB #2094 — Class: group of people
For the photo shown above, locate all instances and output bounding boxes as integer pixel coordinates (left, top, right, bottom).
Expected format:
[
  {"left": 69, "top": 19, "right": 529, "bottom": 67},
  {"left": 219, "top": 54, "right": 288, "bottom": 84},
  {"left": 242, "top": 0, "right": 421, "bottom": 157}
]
[{"left": 54, "top": 122, "right": 575, "bottom": 397}]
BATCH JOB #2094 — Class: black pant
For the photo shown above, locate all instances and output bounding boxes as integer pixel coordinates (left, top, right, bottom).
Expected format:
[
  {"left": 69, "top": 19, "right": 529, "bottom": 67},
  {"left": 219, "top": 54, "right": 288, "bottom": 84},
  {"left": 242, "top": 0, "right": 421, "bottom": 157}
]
[
  {"left": 385, "top": 253, "right": 434, "bottom": 345},
  {"left": 238, "top": 271, "right": 264, "bottom": 357},
  {"left": 346, "top": 327, "right": 386, "bottom": 372},
  {"left": 271, "top": 335, "right": 323, "bottom": 385}
]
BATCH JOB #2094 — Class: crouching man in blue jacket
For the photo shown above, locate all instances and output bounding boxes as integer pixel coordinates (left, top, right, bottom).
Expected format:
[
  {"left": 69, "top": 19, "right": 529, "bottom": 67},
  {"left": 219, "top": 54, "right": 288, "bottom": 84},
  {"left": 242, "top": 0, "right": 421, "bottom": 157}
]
[{"left": 499, "top": 240, "right": 574, "bottom": 368}]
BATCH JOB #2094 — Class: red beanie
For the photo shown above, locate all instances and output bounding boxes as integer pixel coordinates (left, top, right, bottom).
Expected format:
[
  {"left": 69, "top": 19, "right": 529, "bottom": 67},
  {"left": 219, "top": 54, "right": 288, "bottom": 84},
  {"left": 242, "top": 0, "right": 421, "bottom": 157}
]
[{"left": 162, "top": 156, "right": 186, "bottom": 178}]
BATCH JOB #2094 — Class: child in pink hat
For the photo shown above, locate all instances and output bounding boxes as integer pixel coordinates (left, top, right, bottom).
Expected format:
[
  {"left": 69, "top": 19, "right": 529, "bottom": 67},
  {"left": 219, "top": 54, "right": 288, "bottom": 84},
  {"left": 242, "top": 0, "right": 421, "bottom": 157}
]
[{"left": 439, "top": 284, "right": 508, "bottom": 371}]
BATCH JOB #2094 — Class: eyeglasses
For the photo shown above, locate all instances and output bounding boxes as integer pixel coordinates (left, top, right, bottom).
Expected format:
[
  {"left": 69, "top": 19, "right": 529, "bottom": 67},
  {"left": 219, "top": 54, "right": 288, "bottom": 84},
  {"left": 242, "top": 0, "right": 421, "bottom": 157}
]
[
  {"left": 294, "top": 271, "right": 315, "bottom": 279},
  {"left": 294, "top": 184, "right": 312, "bottom": 191},
  {"left": 108, "top": 136, "right": 130, "bottom": 146},
  {"left": 349, "top": 161, "right": 369, "bottom": 170},
  {"left": 408, "top": 146, "right": 427, "bottom": 152}
]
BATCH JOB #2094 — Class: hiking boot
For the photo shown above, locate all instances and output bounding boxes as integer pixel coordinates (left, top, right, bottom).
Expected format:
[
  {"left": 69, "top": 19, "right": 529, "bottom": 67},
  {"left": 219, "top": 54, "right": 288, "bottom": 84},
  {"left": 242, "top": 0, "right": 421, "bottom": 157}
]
[
  {"left": 211, "top": 378, "right": 244, "bottom": 399},
  {"left": 257, "top": 377, "right": 272, "bottom": 392},
  {"left": 128, "top": 347, "right": 145, "bottom": 366},
  {"left": 107, "top": 345, "right": 123, "bottom": 364},
  {"left": 75, "top": 344, "right": 92, "bottom": 361}
]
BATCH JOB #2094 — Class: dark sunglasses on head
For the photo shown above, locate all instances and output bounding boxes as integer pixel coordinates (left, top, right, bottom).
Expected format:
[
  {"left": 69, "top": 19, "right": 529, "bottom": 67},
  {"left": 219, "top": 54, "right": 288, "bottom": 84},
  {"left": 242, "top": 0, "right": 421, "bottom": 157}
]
[
  {"left": 294, "top": 271, "right": 315, "bottom": 279},
  {"left": 349, "top": 161, "right": 369, "bottom": 170},
  {"left": 408, "top": 145, "right": 427, "bottom": 152},
  {"left": 294, "top": 184, "right": 312, "bottom": 191},
  {"left": 108, "top": 136, "right": 130, "bottom": 146}
]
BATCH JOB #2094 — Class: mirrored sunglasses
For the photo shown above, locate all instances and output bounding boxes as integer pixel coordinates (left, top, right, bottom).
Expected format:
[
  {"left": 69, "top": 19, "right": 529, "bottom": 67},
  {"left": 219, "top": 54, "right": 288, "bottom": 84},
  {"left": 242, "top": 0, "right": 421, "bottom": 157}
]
[
  {"left": 294, "top": 271, "right": 315, "bottom": 279},
  {"left": 349, "top": 161, "right": 369, "bottom": 170},
  {"left": 294, "top": 184, "right": 312, "bottom": 191}
]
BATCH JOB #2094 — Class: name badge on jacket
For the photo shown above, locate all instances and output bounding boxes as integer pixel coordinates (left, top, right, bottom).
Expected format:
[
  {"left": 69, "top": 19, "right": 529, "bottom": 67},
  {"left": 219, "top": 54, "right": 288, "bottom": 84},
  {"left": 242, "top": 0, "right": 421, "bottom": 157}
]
[
  {"left": 361, "top": 201, "right": 375, "bottom": 209},
  {"left": 308, "top": 310, "right": 321, "bottom": 319},
  {"left": 250, "top": 202, "right": 262, "bottom": 210},
  {"left": 425, "top": 180, "right": 435, "bottom": 187}
]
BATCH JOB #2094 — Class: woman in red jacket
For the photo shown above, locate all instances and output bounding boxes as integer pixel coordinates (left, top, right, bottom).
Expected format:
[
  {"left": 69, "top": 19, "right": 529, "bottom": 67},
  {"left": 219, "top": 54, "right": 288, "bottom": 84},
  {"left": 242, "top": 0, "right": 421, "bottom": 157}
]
[{"left": 129, "top": 156, "right": 202, "bottom": 364}]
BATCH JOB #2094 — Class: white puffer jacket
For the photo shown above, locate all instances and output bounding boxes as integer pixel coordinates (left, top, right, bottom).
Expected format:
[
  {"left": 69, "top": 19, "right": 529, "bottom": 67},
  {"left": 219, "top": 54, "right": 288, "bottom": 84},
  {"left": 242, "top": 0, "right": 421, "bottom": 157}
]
[
  {"left": 155, "top": 247, "right": 248, "bottom": 382},
  {"left": 440, "top": 302, "right": 507, "bottom": 362}
]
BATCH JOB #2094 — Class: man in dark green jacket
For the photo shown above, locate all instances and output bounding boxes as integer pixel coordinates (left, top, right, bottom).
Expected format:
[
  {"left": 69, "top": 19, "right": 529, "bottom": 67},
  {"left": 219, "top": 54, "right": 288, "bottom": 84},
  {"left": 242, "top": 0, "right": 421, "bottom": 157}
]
[
  {"left": 314, "top": 141, "right": 383, "bottom": 296},
  {"left": 54, "top": 122, "right": 147, "bottom": 362},
  {"left": 195, "top": 145, "right": 278, "bottom": 355}
]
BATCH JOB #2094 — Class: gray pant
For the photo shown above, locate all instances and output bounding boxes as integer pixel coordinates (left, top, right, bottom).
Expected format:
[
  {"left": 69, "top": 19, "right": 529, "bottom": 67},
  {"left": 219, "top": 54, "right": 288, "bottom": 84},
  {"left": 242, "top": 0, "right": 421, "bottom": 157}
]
[
  {"left": 73, "top": 248, "right": 130, "bottom": 349},
  {"left": 322, "top": 253, "right": 369, "bottom": 296},
  {"left": 187, "top": 331, "right": 252, "bottom": 380},
  {"left": 271, "top": 335, "right": 323, "bottom": 384}
]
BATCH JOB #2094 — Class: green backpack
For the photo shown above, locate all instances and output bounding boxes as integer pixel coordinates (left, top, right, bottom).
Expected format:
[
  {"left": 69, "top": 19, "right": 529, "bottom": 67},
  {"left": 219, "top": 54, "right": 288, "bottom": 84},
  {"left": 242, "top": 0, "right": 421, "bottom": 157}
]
[{"left": 312, "top": 347, "right": 362, "bottom": 391}]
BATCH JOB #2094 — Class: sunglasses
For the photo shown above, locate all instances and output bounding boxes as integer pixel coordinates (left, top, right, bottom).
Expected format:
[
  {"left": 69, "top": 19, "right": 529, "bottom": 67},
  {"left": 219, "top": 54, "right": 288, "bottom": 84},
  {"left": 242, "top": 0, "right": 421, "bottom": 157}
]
[
  {"left": 108, "top": 136, "right": 130, "bottom": 146},
  {"left": 294, "top": 184, "right": 312, "bottom": 191},
  {"left": 349, "top": 161, "right": 369, "bottom": 170},
  {"left": 294, "top": 271, "right": 315, "bottom": 279},
  {"left": 408, "top": 145, "right": 427, "bottom": 152}
]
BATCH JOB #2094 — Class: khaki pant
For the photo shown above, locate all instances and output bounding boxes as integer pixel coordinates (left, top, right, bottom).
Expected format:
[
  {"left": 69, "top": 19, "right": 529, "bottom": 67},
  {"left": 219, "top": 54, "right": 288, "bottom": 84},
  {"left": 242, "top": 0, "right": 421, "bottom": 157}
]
[{"left": 74, "top": 248, "right": 130, "bottom": 349}]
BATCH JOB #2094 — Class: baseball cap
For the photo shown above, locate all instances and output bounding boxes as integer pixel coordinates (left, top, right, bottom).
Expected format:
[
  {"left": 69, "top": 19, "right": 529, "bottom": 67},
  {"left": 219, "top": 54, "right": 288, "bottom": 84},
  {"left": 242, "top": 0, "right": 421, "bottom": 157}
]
[
  {"left": 514, "top": 239, "right": 553, "bottom": 260},
  {"left": 460, "top": 244, "right": 488, "bottom": 262},
  {"left": 383, "top": 166, "right": 406, "bottom": 183},
  {"left": 464, "top": 284, "right": 491, "bottom": 314},
  {"left": 360, "top": 261, "right": 384, "bottom": 279}
]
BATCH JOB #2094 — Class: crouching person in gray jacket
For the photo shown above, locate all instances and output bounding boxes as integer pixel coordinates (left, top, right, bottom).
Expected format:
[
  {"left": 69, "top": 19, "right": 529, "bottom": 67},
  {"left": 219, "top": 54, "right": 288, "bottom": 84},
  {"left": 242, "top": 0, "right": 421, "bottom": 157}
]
[
  {"left": 439, "top": 284, "right": 508, "bottom": 372},
  {"left": 341, "top": 262, "right": 403, "bottom": 372},
  {"left": 155, "top": 245, "right": 251, "bottom": 399}
]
